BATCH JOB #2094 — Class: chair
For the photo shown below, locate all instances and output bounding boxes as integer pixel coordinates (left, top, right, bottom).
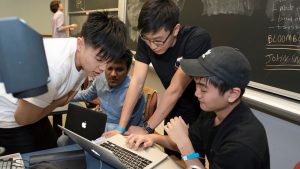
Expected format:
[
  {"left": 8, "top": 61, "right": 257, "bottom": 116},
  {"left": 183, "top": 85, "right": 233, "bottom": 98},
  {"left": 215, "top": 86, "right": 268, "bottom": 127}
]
[{"left": 143, "top": 86, "right": 158, "bottom": 121}]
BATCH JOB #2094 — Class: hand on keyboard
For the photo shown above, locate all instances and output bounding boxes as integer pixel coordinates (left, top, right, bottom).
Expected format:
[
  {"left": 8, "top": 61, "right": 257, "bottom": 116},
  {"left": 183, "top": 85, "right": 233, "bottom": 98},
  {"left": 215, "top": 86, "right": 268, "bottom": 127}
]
[{"left": 126, "top": 134, "right": 155, "bottom": 151}]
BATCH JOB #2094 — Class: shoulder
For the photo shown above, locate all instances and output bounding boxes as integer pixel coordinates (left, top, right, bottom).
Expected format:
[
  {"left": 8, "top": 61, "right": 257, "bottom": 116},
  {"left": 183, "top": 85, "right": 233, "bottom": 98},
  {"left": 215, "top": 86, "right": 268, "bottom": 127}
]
[{"left": 180, "top": 26, "right": 211, "bottom": 41}]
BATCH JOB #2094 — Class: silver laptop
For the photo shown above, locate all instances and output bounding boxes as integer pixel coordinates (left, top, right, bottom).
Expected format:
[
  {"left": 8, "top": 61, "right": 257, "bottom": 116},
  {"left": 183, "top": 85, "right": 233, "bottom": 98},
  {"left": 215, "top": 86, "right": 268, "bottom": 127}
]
[
  {"left": 58, "top": 125, "right": 168, "bottom": 169},
  {"left": 65, "top": 104, "right": 107, "bottom": 140}
]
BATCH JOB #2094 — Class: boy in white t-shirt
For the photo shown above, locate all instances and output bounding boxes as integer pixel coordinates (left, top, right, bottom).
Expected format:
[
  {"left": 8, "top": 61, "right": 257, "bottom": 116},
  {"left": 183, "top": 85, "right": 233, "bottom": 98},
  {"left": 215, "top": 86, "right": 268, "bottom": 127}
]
[{"left": 0, "top": 11, "right": 127, "bottom": 155}]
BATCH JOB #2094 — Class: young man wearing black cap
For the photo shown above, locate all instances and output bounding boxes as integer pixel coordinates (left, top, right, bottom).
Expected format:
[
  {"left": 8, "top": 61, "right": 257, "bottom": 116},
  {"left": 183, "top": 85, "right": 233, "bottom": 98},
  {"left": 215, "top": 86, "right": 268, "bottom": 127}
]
[{"left": 126, "top": 46, "right": 270, "bottom": 169}]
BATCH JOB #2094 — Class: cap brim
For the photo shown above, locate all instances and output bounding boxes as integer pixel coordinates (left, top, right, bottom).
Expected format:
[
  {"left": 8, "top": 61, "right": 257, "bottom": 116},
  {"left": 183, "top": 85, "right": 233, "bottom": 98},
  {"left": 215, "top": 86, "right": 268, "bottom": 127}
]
[{"left": 180, "top": 58, "right": 211, "bottom": 77}]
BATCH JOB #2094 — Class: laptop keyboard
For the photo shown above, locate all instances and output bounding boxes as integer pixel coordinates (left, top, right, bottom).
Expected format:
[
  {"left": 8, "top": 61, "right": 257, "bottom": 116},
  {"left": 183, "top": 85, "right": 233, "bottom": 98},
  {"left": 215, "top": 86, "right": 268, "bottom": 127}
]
[
  {"left": 0, "top": 158, "right": 13, "bottom": 169},
  {"left": 100, "top": 141, "right": 152, "bottom": 169}
]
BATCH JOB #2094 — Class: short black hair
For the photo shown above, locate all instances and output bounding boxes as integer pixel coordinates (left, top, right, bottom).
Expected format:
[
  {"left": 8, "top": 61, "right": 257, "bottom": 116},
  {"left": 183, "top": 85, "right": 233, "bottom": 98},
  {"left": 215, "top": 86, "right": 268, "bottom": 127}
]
[
  {"left": 109, "top": 49, "right": 133, "bottom": 71},
  {"left": 81, "top": 12, "right": 128, "bottom": 61},
  {"left": 50, "top": 0, "right": 60, "bottom": 13},
  {"left": 204, "top": 76, "right": 245, "bottom": 99},
  {"left": 138, "top": 0, "right": 179, "bottom": 34}
]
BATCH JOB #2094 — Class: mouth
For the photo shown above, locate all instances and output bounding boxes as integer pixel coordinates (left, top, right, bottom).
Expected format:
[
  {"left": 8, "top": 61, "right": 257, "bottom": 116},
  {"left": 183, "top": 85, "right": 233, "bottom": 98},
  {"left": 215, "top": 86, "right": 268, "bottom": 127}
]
[
  {"left": 93, "top": 71, "right": 101, "bottom": 76},
  {"left": 108, "top": 79, "right": 118, "bottom": 83}
]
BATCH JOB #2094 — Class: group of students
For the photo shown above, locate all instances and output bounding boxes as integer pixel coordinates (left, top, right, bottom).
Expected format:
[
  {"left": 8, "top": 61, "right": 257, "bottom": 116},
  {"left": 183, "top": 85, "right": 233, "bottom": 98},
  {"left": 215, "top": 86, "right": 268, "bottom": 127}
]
[{"left": 0, "top": 0, "right": 270, "bottom": 168}]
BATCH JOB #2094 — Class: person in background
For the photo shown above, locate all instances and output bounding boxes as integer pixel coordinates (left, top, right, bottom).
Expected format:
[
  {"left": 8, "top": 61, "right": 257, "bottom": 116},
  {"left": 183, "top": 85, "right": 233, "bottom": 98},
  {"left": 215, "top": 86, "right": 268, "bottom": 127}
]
[
  {"left": 103, "top": 0, "right": 211, "bottom": 157},
  {"left": 50, "top": 0, "right": 78, "bottom": 38},
  {"left": 0, "top": 11, "right": 127, "bottom": 155},
  {"left": 72, "top": 49, "right": 145, "bottom": 131},
  {"left": 126, "top": 46, "right": 270, "bottom": 169}
]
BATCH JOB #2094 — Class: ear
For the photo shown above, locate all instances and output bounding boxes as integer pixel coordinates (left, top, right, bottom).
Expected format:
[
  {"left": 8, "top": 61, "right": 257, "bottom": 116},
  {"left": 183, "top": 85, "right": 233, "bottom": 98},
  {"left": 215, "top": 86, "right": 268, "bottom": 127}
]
[
  {"left": 77, "top": 37, "right": 84, "bottom": 52},
  {"left": 227, "top": 87, "right": 241, "bottom": 103},
  {"left": 173, "top": 23, "right": 181, "bottom": 36}
]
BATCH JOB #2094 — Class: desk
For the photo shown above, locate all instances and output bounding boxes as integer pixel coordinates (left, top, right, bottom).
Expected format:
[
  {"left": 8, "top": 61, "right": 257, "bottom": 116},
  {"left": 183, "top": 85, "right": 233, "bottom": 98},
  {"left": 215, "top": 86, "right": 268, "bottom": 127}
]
[{"left": 22, "top": 144, "right": 183, "bottom": 169}]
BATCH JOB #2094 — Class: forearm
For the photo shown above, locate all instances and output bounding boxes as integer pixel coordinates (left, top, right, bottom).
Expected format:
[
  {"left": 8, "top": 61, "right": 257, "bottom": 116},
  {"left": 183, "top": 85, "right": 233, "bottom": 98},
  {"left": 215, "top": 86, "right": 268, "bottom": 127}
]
[
  {"left": 176, "top": 138, "right": 204, "bottom": 169},
  {"left": 147, "top": 67, "right": 191, "bottom": 129},
  {"left": 119, "top": 79, "right": 144, "bottom": 127},
  {"left": 152, "top": 134, "right": 178, "bottom": 152},
  {"left": 15, "top": 100, "right": 58, "bottom": 125},
  {"left": 147, "top": 88, "right": 181, "bottom": 128}
]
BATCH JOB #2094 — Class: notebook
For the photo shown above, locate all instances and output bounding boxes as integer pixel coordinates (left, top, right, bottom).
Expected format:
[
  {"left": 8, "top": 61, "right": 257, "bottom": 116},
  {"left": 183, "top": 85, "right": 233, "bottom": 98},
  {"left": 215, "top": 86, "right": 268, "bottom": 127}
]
[
  {"left": 65, "top": 103, "right": 107, "bottom": 140},
  {"left": 58, "top": 125, "right": 168, "bottom": 169}
]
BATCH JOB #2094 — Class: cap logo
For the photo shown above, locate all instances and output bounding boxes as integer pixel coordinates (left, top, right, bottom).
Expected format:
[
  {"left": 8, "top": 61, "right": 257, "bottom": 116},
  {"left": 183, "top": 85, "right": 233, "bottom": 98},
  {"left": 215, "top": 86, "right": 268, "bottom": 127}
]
[{"left": 202, "top": 49, "right": 211, "bottom": 59}]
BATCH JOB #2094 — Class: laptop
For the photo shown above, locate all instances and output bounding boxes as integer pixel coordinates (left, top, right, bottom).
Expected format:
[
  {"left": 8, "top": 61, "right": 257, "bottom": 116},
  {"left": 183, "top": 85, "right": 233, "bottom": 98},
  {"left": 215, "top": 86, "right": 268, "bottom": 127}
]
[
  {"left": 58, "top": 125, "right": 168, "bottom": 169},
  {"left": 65, "top": 103, "right": 107, "bottom": 140}
]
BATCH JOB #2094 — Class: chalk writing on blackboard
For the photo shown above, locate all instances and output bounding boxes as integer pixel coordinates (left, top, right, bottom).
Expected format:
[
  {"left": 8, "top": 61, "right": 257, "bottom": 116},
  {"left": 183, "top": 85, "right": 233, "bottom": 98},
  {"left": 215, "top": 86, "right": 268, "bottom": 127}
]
[
  {"left": 200, "top": 0, "right": 257, "bottom": 16},
  {"left": 265, "top": 0, "right": 300, "bottom": 70}
]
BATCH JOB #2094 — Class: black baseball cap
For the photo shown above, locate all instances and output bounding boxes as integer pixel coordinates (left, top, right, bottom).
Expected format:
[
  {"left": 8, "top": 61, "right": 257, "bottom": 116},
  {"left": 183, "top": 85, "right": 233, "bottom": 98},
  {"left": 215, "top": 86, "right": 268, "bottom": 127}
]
[{"left": 181, "top": 46, "right": 251, "bottom": 89}]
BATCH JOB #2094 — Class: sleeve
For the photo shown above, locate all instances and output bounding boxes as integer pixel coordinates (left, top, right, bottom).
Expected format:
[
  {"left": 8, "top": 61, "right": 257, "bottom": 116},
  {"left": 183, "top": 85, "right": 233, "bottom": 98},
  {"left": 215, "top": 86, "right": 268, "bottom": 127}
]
[
  {"left": 56, "top": 12, "right": 65, "bottom": 31},
  {"left": 72, "top": 77, "right": 98, "bottom": 102},
  {"left": 210, "top": 142, "right": 261, "bottom": 169},
  {"left": 183, "top": 28, "right": 212, "bottom": 59},
  {"left": 134, "top": 37, "right": 151, "bottom": 64},
  {"left": 23, "top": 77, "right": 58, "bottom": 108}
]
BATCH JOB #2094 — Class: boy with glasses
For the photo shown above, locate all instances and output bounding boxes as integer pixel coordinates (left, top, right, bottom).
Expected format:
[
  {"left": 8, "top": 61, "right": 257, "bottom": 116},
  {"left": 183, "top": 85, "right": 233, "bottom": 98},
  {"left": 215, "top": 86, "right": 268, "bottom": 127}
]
[
  {"left": 0, "top": 12, "right": 127, "bottom": 155},
  {"left": 103, "top": 0, "right": 211, "bottom": 156}
]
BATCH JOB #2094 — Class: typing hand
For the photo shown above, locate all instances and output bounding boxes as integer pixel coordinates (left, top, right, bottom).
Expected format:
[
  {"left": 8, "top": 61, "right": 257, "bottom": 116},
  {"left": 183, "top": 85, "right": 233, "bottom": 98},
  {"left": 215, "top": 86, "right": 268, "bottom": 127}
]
[
  {"left": 126, "top": 126, "right": 147, "bottom": 135},
  {"left": 102, "top": 129, "right": 122, "bottom": 138},
  {"left": 126, "top": 134, "right": 154, "bottom": 151}
]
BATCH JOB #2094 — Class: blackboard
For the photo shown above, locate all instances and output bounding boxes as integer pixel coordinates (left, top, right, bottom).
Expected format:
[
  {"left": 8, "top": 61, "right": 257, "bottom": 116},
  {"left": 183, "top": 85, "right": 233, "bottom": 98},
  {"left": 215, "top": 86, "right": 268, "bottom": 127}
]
[
  {"left": 179, "top": 0, "right": 300, "bottom": 100},
  {"left": 69, "top": 0, "right": 118, "bottom": 12},
  {"left": 68, "top": 0, "right": 118, "bottom": 37}
]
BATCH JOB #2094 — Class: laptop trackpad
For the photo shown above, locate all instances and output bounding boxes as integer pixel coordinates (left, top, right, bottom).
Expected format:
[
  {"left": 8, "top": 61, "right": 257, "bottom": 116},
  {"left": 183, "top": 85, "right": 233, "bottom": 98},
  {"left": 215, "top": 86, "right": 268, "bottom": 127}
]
[{"left": 29, "top": 150, "right": 86, "bottom": 169}]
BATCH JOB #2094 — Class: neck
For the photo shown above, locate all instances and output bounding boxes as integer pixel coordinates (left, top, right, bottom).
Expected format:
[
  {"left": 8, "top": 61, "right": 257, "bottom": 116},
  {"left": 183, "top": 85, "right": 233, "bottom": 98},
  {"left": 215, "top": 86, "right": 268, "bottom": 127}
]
[{"left": 214, "top": 100, "right": 241, "bottom": 126}]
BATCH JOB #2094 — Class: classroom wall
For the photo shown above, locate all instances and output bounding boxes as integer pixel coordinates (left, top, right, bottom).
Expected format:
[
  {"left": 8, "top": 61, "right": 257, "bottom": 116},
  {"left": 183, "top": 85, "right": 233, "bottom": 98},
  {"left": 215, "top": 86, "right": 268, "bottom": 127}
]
[
  {"left": 0, "top": 0, "right": 57, "bottom": 35},
  {"left": 253, "top": 109, "right": 300, "bottom": 169}
]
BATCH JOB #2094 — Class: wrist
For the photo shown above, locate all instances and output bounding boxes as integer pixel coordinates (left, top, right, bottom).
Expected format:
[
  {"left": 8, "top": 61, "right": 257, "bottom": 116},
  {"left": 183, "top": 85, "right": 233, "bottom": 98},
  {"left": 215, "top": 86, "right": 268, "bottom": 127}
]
[
  {"left": 115, "top": 126, "right": 126, "bottom": 134},
  {"left": 143, "top": 121, "right": 154, "bottom": 134},
  {"left": 182, "top": 152, "right": 200, "bottom": 161}
]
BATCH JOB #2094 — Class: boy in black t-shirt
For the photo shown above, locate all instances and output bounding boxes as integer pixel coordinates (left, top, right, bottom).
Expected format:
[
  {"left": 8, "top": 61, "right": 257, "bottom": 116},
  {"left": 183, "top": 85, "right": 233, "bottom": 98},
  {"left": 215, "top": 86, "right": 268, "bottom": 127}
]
[
  {"left": 126, "top": 46, "right": 270, "bottom": 169},
  {"left": 103, "top": 0, "right": 211, "bottom": 140}
]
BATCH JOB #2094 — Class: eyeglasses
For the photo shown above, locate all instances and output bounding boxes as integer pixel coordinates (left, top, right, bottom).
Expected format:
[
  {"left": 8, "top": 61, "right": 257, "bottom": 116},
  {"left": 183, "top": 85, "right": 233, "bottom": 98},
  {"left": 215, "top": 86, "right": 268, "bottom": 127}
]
[{"left": 140, "top": 30, "right": 173, "bottom": 46}]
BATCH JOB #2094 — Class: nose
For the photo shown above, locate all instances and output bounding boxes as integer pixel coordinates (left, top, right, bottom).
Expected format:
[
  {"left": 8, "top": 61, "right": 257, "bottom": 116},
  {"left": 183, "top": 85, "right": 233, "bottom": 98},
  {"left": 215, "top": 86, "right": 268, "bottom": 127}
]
[
  {"left": 148, "top": 41, "right": 158, "bottom": 50},
  {"left": 98, "top": 63, "right": 106, "bottom": 71},
  {"left": 195, "top": 88, "right": 202, "bottom": 99},
  {"left": 110, "top": 70, "right": 117, "bottom": 76}
]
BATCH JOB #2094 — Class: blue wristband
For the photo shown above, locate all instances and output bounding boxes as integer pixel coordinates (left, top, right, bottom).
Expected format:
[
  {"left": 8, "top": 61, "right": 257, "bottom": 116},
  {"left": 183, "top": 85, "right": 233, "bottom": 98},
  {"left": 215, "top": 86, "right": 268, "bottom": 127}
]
[
  {"left": 182, "top": 152, "right": 200, "bottom": 161},
  {"left": 115, "top": 126, "right": 126, "bottom": 133}
]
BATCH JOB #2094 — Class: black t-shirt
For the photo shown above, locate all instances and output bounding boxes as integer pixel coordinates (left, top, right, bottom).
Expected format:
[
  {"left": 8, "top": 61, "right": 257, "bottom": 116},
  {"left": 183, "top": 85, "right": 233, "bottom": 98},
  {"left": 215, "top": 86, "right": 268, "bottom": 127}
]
[
  {"left": 189, "top": 102, "right": 270, "bottom": 169},
  {"left": 135, "top": 26, "right": 211, "bottom": 124}
]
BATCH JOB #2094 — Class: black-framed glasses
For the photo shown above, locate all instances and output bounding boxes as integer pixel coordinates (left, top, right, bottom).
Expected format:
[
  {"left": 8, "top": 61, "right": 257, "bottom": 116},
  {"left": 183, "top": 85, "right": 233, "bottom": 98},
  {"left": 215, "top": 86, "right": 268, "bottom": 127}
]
[{"left": 140, "top": 30, "right": 173, "bottom": 46}]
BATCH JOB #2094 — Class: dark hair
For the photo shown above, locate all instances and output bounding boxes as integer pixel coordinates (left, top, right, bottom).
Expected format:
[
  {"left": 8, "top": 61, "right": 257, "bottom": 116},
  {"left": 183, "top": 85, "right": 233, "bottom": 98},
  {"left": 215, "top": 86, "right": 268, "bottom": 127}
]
[
  {"left": 109, "top": 49, "right": 133, "bottom": 71},
  {"left": 138, "top": 0, "right": 179, "bottom": 34},
  {"left": 50, "top": 0, "right": 60, "bottom": 13},
  {"left": 81, "top": 11, "right": 128, "bottom": 61},
  {"left": 205, "top": 76, "right": 245, "bottom": 99}
]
